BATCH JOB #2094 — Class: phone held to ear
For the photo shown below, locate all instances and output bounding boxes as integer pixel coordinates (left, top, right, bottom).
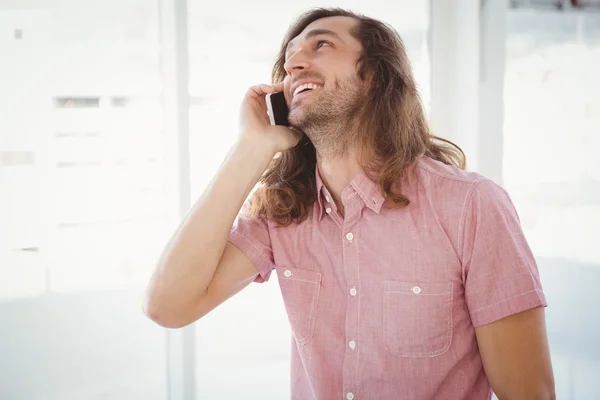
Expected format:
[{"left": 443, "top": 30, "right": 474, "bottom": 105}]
[
  {"left": 266, "top": 91, "right": 290, "bottom": 127},
  {"left": 266, "top": 91, "right": 310, "bottom": 147}
]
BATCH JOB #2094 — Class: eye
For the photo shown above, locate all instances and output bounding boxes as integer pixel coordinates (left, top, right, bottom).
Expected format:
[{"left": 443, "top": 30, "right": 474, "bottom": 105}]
[{"left": 317, "top": 40, "right": 331, "bottom": 49}]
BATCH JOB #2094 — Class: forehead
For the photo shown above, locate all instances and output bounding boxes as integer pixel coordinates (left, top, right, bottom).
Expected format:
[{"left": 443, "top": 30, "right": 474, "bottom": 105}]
[{"left": 288, "top": 16, "right": 360, "bottom": 48}]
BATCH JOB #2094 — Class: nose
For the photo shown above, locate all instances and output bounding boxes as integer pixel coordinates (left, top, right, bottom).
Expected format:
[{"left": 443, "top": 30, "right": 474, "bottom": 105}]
[{"left": 284, "top": 50, "right": 310, "bottom": 76}]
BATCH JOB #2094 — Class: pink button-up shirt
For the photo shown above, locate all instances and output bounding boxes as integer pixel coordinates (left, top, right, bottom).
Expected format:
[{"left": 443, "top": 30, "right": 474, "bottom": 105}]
[{"left": 228, "top": 156, "right": 547, "bottom": 400}]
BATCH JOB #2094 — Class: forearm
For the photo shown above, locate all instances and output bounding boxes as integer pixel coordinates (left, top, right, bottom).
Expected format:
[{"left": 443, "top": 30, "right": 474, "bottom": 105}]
[
  {"left": 144, "top": 139, "right": 274, "bottom": 317},
  {"left": 494, "top": 374, "right": 555, "bottom": 400}
]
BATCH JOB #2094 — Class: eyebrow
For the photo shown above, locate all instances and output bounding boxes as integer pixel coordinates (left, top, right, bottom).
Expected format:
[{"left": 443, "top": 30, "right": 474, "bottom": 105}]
[{"left": 285, "top": 29, "right": 344, "bottom": 55}]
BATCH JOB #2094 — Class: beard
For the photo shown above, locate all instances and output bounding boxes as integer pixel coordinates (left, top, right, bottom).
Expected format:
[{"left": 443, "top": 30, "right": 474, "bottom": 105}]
[{"left": 288, "top": 75, "right": 366, "bottom": 159}]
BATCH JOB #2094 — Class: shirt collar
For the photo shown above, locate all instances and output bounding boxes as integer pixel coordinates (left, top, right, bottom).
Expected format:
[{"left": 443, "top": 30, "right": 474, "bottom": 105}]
[
  {"left": 350, "top": 171, "right": 386, "bottom": 213},
  {"left": 315, "top": 166, "right": 385, "bottom": 221}
]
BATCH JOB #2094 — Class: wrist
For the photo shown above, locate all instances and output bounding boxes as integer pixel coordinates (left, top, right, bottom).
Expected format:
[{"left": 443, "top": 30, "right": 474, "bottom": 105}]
[
  {"left": 227, "top": 138, "right": 276, "bottom": 182},
  {"left": 234, "top": 136, "right": 277, "bottom": 163}
]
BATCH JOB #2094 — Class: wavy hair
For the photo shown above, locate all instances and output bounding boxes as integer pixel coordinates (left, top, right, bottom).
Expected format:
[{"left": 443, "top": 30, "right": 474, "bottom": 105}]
[{"left": 249, "top": 8, "right": 466, "bottom": 225}]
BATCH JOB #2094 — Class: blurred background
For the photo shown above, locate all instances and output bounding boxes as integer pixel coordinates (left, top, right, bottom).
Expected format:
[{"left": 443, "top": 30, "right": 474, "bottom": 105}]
[{"left": 0, "top": 0, "right": 598, "bottom": 399}]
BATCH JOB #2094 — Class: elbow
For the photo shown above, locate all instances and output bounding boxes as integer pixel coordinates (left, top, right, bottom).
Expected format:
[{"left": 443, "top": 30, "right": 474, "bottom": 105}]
[
  {"left": 142, "top": 293, "right": 194, "bottom": 329},
  {"left": 142, "top": 268, "right": 209, "bottom": 328}
]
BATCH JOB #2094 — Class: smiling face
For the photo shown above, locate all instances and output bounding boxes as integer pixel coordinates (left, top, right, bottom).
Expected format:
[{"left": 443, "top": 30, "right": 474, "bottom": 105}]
[{"left": 282, "top": 16, "right": 367, "bottom": 134}]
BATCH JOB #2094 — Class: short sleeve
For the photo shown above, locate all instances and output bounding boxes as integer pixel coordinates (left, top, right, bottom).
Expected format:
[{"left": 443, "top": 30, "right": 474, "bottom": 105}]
[
  {"left": 461, "top": 179, "right": 547, "bottom": 327},
  {"left": 228, "top": 204, "right": 275, "bottom": 283}
]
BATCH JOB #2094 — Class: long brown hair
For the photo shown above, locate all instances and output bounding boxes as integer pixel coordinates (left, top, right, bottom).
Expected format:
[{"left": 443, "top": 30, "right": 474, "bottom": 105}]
[{"left": 249, "top": 8, "right": 466, "bottom": 226}]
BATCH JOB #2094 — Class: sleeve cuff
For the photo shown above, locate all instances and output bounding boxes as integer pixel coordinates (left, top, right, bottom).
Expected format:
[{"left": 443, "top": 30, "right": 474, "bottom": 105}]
[
  {"left": 228, "top": 231, "right": 274, "bottom": 283},
  {"left": 470, "top": 289, "right": 548, "bottom": 327}
]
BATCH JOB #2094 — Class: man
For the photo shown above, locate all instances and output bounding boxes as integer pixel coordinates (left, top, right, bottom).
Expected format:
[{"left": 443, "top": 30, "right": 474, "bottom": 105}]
[{"left": 144, "top": 8, "right": 555, "bottom": 400}]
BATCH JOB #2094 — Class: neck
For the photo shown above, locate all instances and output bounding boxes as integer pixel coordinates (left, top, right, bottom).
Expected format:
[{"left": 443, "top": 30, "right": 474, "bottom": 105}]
[{"left": 317, "top": 149, "right": 362, "bottom": 216}]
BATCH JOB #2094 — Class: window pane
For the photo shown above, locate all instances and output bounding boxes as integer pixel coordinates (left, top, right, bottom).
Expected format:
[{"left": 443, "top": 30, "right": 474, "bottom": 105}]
[
  {"left": 0, "top": 2, "right": 168, "bottom": 399},
  {"left": 187, "top": 3, "right": 429, "bottom": 398},
  {"left": 504, "top": 7, "right": 600, "bottom": 399}
]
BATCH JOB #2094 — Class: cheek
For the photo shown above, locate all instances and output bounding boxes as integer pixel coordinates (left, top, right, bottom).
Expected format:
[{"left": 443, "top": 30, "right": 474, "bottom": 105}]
[{"left": 283, "top": 76, "right": 292, "bottom": 104}]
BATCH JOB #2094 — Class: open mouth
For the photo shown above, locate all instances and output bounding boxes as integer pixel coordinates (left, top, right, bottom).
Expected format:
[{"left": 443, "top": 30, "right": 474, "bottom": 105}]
[{"left": 293, "top": 83, "right": 322, "bottom": 98}]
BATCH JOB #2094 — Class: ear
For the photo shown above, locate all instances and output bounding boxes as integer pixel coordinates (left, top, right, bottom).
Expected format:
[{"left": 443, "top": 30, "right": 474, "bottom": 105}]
[{"left": 355, "top": 56, "right": 369, "bottom": 81}]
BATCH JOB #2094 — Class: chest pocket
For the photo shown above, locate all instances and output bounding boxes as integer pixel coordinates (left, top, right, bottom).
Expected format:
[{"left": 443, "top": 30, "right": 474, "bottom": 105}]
[
  {"left": 383, "top": 281, "right": 453, "bottom": 358},
  {"left": 276, "top": 266, "right": 322, "bottom": 345}
]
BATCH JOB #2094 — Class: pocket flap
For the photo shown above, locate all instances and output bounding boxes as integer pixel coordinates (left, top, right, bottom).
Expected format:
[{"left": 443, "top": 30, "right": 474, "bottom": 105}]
[
  {"left": 276, "top": 266, "right": 322, "bottom": 284},
  {"left": 383, "top": 281, "right": 452, "bottom": 295}
]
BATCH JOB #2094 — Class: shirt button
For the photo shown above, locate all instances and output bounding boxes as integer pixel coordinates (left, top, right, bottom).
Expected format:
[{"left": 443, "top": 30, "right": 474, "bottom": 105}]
[
  {"left": 349, "top": 340, "right": 356, "bottom": 349},
  {"left": 346, "top": 392, "right": 355, "bottom": 400},
  {"left": 346, "top": 232, "right": 354, "bottom": 241},
  {"left": 326, "top": 207, "right": 332, "bottom": 214},
  {"left": 412, "top": 286, "right": 422, "bottom": 294},
  {"left": 350, "top": 286, "right": 357, "bottom": 296},
  {"left": 284, "top": 270, "right": 292, "bottom": 278},
  {"left": 325, "top": 195, "right": 331, "bottom": 203}
]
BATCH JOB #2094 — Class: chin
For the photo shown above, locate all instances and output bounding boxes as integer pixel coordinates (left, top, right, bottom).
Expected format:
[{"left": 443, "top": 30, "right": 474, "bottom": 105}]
[{"left": 287, "top": 107, "right": 305, "bottom": 127}]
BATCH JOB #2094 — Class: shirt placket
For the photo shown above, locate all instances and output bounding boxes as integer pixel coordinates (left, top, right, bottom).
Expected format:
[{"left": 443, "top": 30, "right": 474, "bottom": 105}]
[{"left": 341, "top": 195, "right": 362, "bottom": 400}]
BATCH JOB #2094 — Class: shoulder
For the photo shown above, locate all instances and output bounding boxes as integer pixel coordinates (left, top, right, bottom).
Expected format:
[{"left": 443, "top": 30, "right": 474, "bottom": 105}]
[
  {"left": 415, "top": 157, "right": 486, "bottom": 185},
  {"left": 413, "top": 157, "right": 508, "bottom": 198},
  {"left": 406, "top": 157, "right": 513, "bottom": 223}
]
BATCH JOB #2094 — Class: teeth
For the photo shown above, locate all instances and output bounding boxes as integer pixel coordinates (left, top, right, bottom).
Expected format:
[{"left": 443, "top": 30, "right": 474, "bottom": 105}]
[{"left": 293, "top": 83, "right": 322, "bottom": 97}]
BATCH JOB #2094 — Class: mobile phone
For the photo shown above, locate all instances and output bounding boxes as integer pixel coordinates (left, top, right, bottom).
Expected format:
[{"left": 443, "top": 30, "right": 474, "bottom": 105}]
[{"left": 266, "top": 91, "right": 290, "bottom": 127}]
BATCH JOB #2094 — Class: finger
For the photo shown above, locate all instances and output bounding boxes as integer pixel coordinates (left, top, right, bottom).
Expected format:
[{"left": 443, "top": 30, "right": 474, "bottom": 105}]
[{"left": 247, "top": 82, "right": 284, "bottom": 99}]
